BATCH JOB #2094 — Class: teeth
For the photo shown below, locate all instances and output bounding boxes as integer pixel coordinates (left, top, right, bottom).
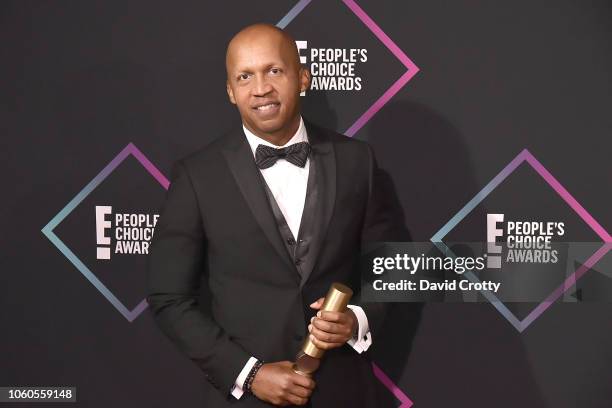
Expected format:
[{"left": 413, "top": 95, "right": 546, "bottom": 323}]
[{"left": 256, "top": 104, "right": 277, "bottom": 110}]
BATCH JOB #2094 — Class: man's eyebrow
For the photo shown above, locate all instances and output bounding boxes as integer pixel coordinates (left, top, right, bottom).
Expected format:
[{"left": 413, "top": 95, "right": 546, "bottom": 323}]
[{"left": 232, "top": 62, "right": 285, "bottom": 75}]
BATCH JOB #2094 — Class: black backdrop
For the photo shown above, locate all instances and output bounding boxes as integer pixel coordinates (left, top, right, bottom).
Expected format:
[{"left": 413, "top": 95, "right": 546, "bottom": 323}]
[{"left": 2, "top": 1, "right": 611, "bottom": 407}]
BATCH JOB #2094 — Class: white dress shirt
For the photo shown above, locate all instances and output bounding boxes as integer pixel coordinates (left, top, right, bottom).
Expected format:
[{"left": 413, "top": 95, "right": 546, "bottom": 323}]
[{"left": 230, "top": 116, "right": 372, "bottom": 399}]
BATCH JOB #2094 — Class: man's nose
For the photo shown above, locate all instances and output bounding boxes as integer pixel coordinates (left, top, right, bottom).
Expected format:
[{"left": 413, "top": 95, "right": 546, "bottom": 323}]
[{"left": 252, "top": 74, "right": 273, "bottom": 96}]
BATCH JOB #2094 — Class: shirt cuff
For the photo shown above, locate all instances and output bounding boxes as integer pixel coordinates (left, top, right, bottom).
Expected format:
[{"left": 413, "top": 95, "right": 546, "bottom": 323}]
[
  {"left": 346, "top": 304, "right": 372, "bottom": 353},
  {"left": 230, "top": 356, "right": 258, "bottom": 399}
]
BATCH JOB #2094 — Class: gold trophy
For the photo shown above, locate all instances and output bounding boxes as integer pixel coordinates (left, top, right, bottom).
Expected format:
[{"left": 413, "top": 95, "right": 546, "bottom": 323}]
[{"left": 293, "top": 282, "right": 353, "bottom": 377}]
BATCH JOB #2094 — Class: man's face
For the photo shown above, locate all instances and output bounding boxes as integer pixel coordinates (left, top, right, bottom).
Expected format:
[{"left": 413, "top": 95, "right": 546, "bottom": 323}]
[{"left": 226, "top": 31, "right": 310, "bottom": 138}]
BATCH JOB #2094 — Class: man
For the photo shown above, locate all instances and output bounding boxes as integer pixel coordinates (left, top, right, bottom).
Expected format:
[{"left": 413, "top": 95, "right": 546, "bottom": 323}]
[{"left": 146, "top": 23, "right": 409, "bottom": 407}]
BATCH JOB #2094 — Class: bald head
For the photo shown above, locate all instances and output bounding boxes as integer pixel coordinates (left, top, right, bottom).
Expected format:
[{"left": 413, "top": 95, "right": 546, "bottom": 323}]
[
  {"left": 224, "top": 23, "right": 310, "bottom": 146},
  {"left": 225, "top": 23, "right": 301, "bottom": 77}
]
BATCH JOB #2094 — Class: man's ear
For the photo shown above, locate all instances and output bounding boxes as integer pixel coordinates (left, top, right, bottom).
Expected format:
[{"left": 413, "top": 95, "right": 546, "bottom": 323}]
[
  {"left": 226, "top": 81, "right": 236, "bottom": 104},
  {"left": 299, "top": 67, "right": 311, "bottom": 93}
]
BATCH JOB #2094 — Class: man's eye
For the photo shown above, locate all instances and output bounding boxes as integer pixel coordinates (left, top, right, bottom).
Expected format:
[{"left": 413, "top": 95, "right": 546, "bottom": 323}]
[
  {"left": 270, "top": 68, "right": 281, "bottom": 74},
  {"left": 238, "top": 74, "right": 250, "bottom": 80}
]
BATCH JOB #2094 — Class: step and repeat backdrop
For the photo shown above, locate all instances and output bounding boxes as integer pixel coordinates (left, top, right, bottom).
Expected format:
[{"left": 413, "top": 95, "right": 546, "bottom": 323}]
[{"left": 2, "top": 1, "right": 611, "bottom": 407}]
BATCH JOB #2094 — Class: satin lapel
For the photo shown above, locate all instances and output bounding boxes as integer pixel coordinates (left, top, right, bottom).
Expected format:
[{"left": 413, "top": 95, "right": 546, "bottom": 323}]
[
  {"left": 221, "top": 128, "right": 297, "bottom": 273},
  {"left": 300, "top": 120, "right": 336, "bottom": 288}
]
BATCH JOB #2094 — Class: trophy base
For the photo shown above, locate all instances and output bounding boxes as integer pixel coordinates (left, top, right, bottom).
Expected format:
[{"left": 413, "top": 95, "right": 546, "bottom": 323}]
[
  {"left": 292, "top": 363, "right": 313, "bottom": 377},
  {"left": 293, "top": 352, "right": 321, "bottom": 377}
]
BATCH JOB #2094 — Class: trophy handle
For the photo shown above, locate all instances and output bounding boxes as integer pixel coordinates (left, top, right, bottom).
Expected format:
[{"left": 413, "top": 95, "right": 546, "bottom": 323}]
[{"left": 293, "top": 282, "right": 353, "bottom": 376}]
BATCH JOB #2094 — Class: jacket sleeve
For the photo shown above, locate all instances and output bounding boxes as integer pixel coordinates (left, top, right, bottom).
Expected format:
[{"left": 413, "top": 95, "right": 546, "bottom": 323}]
[
  {"left": 146, "top": 159, "right": 251, "bottom": 396},
  {"left": 352, "top": 143, "right": 412, "bottom": 337}
]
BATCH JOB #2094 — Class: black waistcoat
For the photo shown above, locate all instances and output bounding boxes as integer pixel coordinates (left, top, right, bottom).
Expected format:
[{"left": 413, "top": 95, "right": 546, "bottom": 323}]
[{"left": 257, "top": 151, "right": 323, "bottom": 287}]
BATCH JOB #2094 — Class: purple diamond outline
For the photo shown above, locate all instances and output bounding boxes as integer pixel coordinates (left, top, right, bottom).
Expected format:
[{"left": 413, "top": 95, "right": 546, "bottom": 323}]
[
  {"left": 432, "top": 148, "right": 612, "bottom": 332},
  {"left": 278, "top": 0, "right": 420, "bottom": 138},
  {"left": 42, "top": 143, "right": 169, "bottom": 322}
]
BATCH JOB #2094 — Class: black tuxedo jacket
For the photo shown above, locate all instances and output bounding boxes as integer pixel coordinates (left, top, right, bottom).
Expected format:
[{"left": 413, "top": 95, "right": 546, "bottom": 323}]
[{"left": 146, "top": 119, "right": 410, "bottom": 407}]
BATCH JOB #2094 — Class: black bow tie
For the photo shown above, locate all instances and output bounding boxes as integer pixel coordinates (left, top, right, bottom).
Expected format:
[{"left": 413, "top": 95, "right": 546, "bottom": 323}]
[{"left": 255, "top": 142, "right": 311, "bottom": 169}]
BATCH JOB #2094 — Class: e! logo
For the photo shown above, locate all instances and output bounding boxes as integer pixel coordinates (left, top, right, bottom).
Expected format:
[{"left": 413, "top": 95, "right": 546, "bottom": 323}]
[
  {"left": 95, "top": 205, "right": 112, "bottom": 260},
  {"left": 487, "top": 213, "right": 504, "bottom": 268}
]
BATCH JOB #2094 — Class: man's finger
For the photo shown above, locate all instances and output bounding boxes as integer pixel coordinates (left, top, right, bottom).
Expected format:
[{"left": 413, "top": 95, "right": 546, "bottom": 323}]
[
  {"left": 291, "top": 373, "right": 316, "bottom": 390},
  {"left": 309, "top": 325, "right": 346, "bottom": 343},
  {"left": 288, "top": 383, "right": 313, "bottom": 398},
  {"left": 309, "top": 297, "right": 324, "bottom": 308},
  {"left": 309, "top": 333, "right": 344, "bottom": 350},
  {"left": 317, "top": 310, "right": 347, "bottom": 323},
  {"left": 286, "top": 393, "right": 308, "bottom": 406},
  {"left": 311, "top": 318, "right": 346, "bottom": 335}
]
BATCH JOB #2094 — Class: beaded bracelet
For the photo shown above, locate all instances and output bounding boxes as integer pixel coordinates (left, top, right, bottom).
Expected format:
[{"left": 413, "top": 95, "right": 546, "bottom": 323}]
[{"left": 244, "top": 359, "right": 264, "bottom": 393}]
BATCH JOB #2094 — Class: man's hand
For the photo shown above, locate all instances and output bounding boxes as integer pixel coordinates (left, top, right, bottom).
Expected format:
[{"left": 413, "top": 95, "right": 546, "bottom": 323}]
[
  {"left": 250, "top": 361, "right": 315, "bottom": 406},
  {"left": 308, "top": 297, "right": 357, "bottom": 350}
]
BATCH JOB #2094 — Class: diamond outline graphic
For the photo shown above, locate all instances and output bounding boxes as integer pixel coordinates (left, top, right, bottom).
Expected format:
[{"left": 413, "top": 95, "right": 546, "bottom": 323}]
[
  {"left": 278, "top": 0, "right": 420, "bottom": 138},
  {"left": 431, "top": 148, "right": 612, "bottom": 332},
  {"left": 278, "top": 1, "right": 417, "bottom": 405},
  {"left": 42, "top": 142, "right": 169, "bottom": 322}
]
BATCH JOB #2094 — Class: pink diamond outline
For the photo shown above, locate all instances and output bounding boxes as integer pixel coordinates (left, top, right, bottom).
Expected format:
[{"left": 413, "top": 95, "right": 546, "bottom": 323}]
[
  {"left": 278, "top": 0, "right": 420, "bottom": 138},
  {"left": 432, "top": 148, "right": 612, "bottom": 332}
]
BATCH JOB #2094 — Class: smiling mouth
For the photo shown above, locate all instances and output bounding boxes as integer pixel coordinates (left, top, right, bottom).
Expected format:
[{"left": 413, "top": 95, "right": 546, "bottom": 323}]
[{"left": 253, "top": 103, "right": 280, "bottom": 111}]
